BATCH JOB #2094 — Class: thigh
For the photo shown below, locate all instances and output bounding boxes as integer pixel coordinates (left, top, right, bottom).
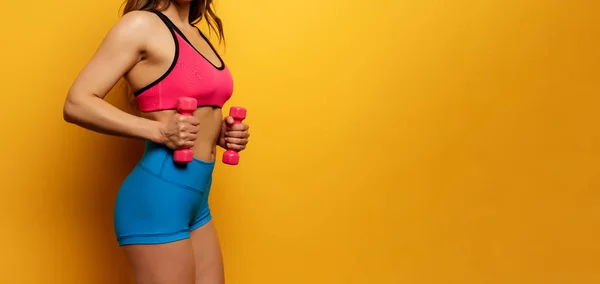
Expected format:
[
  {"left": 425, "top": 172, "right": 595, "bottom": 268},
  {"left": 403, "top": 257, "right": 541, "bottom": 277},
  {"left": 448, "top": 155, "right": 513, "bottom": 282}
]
[
  {"left": 190, "top": 221, "right": 224, "bottom": 284},
  {"left": 123, "top": 239, "right": 196, "bottom": 284}
]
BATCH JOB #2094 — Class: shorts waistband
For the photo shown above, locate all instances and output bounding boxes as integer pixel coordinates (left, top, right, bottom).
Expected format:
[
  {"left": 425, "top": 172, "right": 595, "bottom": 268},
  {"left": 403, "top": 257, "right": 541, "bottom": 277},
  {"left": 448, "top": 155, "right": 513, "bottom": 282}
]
[{"left": 138, "top": 141, "right": 215, "bottom": 192}]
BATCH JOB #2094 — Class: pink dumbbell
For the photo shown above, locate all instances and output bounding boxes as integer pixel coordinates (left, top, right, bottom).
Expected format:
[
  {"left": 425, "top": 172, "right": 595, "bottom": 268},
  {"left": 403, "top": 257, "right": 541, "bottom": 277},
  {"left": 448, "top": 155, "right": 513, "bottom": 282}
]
[
  {"left": 222, "top": 106, "right": 247, "bottom": 165},
  {"left": 173, "top": 97, "right": 197, "bottom": 163}
]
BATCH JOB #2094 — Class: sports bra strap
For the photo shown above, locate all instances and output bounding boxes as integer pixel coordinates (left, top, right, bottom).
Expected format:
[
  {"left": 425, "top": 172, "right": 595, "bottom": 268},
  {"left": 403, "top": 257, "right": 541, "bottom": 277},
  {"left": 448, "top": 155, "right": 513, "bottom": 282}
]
[{"left": 152, "top": 10, "right": 177, "bottom": 30}]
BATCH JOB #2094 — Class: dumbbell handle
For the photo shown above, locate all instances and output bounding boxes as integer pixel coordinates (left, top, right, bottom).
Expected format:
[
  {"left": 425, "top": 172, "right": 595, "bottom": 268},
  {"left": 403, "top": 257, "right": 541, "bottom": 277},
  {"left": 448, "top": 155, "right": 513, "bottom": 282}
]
[
  {"left": 222, "top": 106, "right": 247, "bottom": 165},
  {"left": 173, "top": 97, "right": 197, "bottom": 163}
]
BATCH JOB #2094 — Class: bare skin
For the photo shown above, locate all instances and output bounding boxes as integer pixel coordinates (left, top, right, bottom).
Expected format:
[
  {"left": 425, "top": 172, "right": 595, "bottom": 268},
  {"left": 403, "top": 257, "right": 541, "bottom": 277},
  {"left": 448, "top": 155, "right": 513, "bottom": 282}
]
[{"left": 63, "top": 1, "right": 248, "bottom": 283}]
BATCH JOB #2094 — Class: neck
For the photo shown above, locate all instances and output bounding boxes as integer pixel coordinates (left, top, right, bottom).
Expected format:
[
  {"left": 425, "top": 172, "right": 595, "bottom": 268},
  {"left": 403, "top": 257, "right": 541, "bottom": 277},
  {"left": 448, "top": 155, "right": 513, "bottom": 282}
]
[{"left": 162, "top": 0, "right": 191, "bottom": 24}]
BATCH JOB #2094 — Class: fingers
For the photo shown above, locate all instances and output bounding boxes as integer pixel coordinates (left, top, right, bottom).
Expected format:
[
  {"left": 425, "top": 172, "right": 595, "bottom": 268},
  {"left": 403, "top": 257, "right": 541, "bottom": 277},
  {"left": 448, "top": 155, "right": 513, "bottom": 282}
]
[
  {"left": 226, "top": 123, "right": 249, "bottom": 132},
  {"left": 178, "top": 123, "right": 199, "bottom": 134},
  {"left": 175, "top": 114, "right": 200, "bottom": 134},
  {"left": 175, "top": 139, "right": 195, "bottom": 149},
  {"left": 178, "top": 131, "right": 197, "bottom": 142},
  {"left": 175, "top": 131, "right": 196, "bottom": 148},
  {"left": 170, "top": 114, "right": 251, "bottom": 151},
  {"left": 187, "top": 116, "right": 201, "bottom": 126},
  {"left": 225, "top": 131, "right": 250, "bottom": 139},
  {"left": 170, "top": 114, "right": 199, "bottom": 149},
  {"left": 225, "top": 142, "right": 246, "bottom": 151},
  {"left": 225, "top": 137, "right": 248, "bottom": 146},
  {"left": 177, "top": 114, "right": 201, "bottom": 126},
  {"left": 224, "top": 116, "right": 235, "bottom": 125},
  {"left": 224, "top": 128, "right": 249, "bottom": 151}
]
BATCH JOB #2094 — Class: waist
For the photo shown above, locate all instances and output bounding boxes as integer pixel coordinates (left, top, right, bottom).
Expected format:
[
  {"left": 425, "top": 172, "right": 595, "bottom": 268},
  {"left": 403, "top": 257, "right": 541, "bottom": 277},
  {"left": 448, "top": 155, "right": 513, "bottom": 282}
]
[
  {"left": 137, "top": 140, "right": 215, "bottom": 191},
  {"left": 140, "top": 107, "right": 222, "bottom": 161}
]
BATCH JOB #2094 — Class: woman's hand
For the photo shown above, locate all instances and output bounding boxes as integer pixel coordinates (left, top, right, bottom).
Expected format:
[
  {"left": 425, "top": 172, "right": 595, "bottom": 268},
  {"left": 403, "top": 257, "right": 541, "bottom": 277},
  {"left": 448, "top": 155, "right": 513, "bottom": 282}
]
[
  {"left": 218, "top": 116, "right": 250, "bottom": 151},
  {"left": 157, "top": 114, "right": 200, "bottom": 150}
]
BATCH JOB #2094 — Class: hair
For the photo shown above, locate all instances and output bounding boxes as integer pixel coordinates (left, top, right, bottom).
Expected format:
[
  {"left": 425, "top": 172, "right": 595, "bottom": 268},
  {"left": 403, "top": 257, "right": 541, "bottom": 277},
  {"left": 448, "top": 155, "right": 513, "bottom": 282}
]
[{"left": 121, "top": 0, "right": 225, "bottom": 43}]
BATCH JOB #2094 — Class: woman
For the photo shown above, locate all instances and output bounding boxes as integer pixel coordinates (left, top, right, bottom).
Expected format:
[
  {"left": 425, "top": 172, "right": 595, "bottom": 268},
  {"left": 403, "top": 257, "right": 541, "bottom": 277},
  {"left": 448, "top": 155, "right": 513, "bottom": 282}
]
[{"left": 62, "top": 0, "right": 249, "bottom": 283}]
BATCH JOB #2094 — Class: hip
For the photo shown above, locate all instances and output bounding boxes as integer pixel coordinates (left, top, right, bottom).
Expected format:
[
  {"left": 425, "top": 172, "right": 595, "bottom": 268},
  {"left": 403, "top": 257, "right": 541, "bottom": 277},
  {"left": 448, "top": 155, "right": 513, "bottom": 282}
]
[{"left": 129, "top": 140, "right": 215, "bottom": 192}]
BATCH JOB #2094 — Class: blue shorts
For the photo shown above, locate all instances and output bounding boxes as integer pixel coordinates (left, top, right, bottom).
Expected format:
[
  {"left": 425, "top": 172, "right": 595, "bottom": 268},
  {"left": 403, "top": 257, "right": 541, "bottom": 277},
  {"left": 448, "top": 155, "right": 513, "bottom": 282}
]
[{"left": 114, "top": 141, "right": 214, "bottom": 246}]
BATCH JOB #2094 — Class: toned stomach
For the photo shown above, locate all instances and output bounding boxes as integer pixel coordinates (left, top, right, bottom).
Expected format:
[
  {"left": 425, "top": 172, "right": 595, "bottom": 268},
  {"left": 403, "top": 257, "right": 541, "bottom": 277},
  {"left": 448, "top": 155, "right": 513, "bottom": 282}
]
[{"left": 140, "top": 106, "right": 223, "bottom": 162}]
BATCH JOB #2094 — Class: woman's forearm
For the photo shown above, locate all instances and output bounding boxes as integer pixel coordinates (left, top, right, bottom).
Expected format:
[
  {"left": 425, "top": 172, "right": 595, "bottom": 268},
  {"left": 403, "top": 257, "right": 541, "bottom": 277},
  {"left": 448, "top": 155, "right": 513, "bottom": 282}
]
[{"left": 63, "top": 94, "right": 164, "bottom": 143}]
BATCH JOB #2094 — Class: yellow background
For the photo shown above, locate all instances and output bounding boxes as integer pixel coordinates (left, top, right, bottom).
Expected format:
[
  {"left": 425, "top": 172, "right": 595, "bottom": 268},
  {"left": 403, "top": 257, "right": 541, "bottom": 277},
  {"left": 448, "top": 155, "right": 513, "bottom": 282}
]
[{"left": 0, "top": 0, "right": 599, "bottom": 283}]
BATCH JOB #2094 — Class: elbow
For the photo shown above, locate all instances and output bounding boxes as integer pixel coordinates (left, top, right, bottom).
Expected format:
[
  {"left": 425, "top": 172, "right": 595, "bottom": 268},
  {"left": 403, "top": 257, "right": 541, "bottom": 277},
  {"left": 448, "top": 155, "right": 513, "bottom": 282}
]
[
  {"left": 62, "top": 100, "right": 75, "bottom": 123},
  {"left": 62, "top": 95, "right": 81, "bottom": 124}
]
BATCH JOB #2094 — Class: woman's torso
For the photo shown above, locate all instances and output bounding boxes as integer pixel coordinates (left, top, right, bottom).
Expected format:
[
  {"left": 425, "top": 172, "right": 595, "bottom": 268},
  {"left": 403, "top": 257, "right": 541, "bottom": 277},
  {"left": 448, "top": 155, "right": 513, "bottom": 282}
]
[{"left": 123, "top": 10, "right": 232, "bottom": 162}]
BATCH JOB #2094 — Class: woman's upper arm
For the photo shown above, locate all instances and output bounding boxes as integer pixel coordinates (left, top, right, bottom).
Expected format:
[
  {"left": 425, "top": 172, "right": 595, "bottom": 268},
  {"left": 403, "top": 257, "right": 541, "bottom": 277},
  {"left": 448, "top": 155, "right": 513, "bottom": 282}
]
[{"left": 67, "top": 11, "right": 155, "bottom": 101}]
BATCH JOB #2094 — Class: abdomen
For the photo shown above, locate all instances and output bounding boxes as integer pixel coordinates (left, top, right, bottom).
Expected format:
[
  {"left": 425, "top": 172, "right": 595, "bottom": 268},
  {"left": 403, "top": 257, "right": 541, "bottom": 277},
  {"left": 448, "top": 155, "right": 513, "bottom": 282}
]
[{"left": 141, "top": 106, "right": 223, "bottom": 162}]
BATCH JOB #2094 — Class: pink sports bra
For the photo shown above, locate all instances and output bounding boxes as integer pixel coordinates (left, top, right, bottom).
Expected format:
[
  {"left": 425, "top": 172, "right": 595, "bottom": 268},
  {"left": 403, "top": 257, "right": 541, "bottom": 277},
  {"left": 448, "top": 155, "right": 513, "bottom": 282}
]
[{"left": 134, "top": 11, "right": 234, "bottom": 112}]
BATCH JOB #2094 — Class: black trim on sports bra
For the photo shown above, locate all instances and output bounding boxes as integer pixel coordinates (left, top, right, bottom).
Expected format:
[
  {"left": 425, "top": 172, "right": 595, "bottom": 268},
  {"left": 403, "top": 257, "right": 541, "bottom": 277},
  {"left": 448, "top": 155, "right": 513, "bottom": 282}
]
[
  {"left": 193, "top": 26, "right": 226, "bottom": 71},
  {"left": 133, "top": 11, "right": 180, "bottom": 96},
  {"left": 154, "top": 11, "right": 226, "bottom": 71}
]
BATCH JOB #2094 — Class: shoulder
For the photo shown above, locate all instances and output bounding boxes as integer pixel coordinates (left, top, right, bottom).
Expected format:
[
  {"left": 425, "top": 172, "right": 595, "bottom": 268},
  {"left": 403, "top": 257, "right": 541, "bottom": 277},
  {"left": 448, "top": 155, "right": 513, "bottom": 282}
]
[
  {"left": 104, "top": 11, "right": 163, "bottom": 45},
  {"left": 118, "top": 10, "right": 161, "bottom": 30}
]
